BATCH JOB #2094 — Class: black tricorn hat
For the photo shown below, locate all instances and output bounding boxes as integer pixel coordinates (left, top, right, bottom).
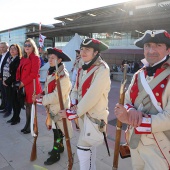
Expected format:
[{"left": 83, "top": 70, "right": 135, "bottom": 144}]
[
  {"left": 80, "top": 38, "right": 108, "bottom": 52},
  {"left": 134, "top": 30, "right": 170, "bottom": 48},
  {"left": 47, "top": 48, "right": 71, "bottom": 62}
]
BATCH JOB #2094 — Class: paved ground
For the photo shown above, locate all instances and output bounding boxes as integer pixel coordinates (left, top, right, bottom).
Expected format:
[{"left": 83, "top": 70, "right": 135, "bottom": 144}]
[{"left": 0, "top": 80, "right": 132, "bottom": 170}]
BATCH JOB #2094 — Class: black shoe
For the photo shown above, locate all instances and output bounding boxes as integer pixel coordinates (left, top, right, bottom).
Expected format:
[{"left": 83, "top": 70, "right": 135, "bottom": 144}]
[
  {"left": 3, "top": 112, "right": 11, "bottom": 118},
  {"left": 11, "top": 118, "right": 20, "bottom": 125},
  {"left": 23, "top": 130, "right": 31, "bottom": 134},
  {"left": 21, "top": 128, "right": 26, "bottom": 132},
  {"left": 44, "top": 151, "right": 60, "bottom": 165},
  {"left": 7, "top": 118, "right": 14, "bottom": 123}
]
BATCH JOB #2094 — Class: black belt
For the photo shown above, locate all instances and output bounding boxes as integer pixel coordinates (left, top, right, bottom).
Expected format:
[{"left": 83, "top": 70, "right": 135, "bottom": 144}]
[{"left": 77, "top": 146, "right": 90, "bottom": 151}]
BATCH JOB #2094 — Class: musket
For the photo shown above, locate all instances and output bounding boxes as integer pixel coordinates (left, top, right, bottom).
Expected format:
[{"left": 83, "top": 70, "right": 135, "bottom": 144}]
[
  {"left": 55, "top": 63, "right": 73, "bottom": 170},
  {"left": 113, "top": 64, "right": 128, "bottom": 170},
  {"left": 30, "top": 79, "right": 38, "bottom": 161}
]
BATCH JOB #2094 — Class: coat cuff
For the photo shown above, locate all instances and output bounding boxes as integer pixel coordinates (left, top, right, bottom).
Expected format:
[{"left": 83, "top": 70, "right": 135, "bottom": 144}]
[
  {"left": 135, "top": 115, "right": 151, "bottom": 134},
  {"left": 124, "top": 103, "right": 135, "bottom": 111},
  {"left": 36, "top": 96, "right": 43, "bottom": 105},
  {"left": 66, "top": 109, "right": 78, "bottom": 120}
]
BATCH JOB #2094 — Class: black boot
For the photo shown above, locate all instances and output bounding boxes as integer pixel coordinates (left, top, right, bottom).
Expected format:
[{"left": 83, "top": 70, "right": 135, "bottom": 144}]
[
  {"left": 21, "top": 103, "right": 31, "bottom": 133},
  {"left": 7, "top": 116, "right": 15, "bottom": 123},
  {"left": 58, "top": 129, "right": 64, "bottom": 153},
  {"left": 11, "top": 117, "right": 20, "bottom": 125},
  {"left": 44, "top": 147, "right": 60, "bottom": 165},
  {"left": 48, "top": 141, "right": 64, "bottom": 155},
  {"left": 48, "top": 129, "right": 64, "bottom": 155}
]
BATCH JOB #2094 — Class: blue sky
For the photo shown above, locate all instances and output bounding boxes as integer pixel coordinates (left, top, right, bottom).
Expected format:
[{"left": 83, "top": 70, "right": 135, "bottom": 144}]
[{"left": 0, "top": 0, "right": 131, "bottom": 31}]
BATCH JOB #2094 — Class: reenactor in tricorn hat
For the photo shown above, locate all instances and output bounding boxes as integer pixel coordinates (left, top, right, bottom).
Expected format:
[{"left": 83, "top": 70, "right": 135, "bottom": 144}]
[
  {"left": 33, "top": 48, "right": 73, "bottom": 165},
  {"left": 59, "top": 38, "right": 111, "bottom": 170},
  {"left": 115, "top": 30, "right": 170, "bottom": 170}
]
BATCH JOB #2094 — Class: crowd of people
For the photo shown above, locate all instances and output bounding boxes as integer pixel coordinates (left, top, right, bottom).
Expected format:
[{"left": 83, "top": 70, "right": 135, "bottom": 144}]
[
  {"left": 111, "top": 60, "right": 143, "bottom": 73},
  {"left": 0, "top": 29, "right": 170, "bottom": 170},
  {"left": 0, "top": 39, "right": 42, "bottom": 133}
]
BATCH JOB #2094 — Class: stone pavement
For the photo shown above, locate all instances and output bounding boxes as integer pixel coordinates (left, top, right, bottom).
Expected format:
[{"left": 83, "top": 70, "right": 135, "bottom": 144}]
[{"left": 0, "top": 80, "right": 132, "bottom": 170}]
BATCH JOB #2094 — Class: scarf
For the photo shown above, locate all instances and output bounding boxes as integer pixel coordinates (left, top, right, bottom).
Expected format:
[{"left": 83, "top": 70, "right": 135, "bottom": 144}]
[
  {"left": 48, "top": 63, "right": 63, "bottom": 75},
  {"left": 82, "top": 54, "right": 99, "bottom": 70},
  {"left": 146, "top": 55, "right": 169, "bottom": 76}
]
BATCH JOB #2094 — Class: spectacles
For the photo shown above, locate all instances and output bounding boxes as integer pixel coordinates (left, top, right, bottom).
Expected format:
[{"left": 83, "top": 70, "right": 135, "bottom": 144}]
[{"left": 24, "top": 44, "right": 32, "bottom": 47}]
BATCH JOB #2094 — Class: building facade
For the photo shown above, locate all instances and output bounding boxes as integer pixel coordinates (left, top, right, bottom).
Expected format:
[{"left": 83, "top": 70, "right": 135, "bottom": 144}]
[{"left": 0, "top": 23, "right": 53, "bottom": 51}]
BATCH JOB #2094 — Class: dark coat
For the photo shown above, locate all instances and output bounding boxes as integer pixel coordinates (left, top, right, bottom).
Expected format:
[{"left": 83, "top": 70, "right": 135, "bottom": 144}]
[{"left": 4, "top": 56, "right": 20, "bottom": 86}]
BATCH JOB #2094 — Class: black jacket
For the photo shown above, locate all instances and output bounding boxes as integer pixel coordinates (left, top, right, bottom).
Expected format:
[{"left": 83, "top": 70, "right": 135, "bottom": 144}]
[{"left": 4, "top": 56, "right": 20, "bottom": 86}]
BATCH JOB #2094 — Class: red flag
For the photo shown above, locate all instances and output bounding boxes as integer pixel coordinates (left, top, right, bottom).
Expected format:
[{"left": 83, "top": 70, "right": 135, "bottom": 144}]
[{"left": 39, "top": 34, "right": 46, "bottom": 48}]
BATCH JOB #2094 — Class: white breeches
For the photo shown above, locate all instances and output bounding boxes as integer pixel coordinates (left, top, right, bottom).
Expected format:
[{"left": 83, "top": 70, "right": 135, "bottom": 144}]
[
  {"left": 77, "top": 146, "right": 96, "bottom": 170},
  {"left": 130, "top": 140, "right": 169, "bottom": 170}
]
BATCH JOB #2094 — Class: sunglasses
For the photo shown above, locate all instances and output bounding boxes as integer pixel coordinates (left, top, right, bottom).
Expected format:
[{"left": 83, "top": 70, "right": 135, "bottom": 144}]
[{"left": 24, "top": 44, "right": 32, "bottom": 47}]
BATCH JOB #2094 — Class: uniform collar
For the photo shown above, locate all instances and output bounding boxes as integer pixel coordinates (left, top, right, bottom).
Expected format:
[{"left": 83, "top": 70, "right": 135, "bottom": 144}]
[
  {"left": 141, "top": 56, "right": 167, "bottom": 67},
  {"left": 146, "top": 56, "right": 169, "bottom": 76}
]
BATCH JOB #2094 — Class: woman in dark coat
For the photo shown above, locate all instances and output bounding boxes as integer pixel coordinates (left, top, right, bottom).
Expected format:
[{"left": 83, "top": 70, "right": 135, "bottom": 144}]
[{"left": 4, "top": 44, "right": 22, "bottom": 124}]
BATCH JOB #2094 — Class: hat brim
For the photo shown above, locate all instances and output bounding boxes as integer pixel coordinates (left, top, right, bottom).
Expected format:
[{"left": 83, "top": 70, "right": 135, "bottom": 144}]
[
  {"left": 98, "top": 42, "right": 109, "bottom": 51},
  {"left": 47, "top": 49, "right": 71, "bottom": 62},
  {"left": 81, "top": 40, "right": 108, "bottom": 52},
  {"left": 135, "top": 31, "right": 170, "bottom": 48}
]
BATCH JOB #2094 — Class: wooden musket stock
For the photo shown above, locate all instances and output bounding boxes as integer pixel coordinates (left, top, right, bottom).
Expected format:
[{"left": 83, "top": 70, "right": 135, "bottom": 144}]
[
  {"left": 30, "top": 79, "right": 38, "bottom": 161},
  {"left": 113, "top": 64, "right": 128, "bottom": 170}
]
